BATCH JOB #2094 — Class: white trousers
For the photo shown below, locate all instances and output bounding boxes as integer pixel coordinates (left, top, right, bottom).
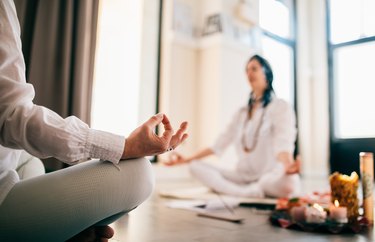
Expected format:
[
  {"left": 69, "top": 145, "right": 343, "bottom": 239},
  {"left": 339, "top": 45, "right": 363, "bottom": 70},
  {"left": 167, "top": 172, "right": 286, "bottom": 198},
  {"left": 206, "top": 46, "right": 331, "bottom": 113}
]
[
  {"left": 189, "top": 161, "right": 300, "bottom": 198},
  {"left": 0, "top": 153, "right": 154, "bottom": 242}
]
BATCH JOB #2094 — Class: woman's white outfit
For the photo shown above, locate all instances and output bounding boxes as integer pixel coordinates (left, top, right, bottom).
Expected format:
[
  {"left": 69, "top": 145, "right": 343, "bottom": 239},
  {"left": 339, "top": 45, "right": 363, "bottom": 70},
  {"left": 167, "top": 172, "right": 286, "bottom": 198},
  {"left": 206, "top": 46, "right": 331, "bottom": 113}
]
[
  {"left": 0, "top": 1, "right": 154, "bottom": 241},
  {"left": 190, "top": 98, "right": 301, "bottom": 198}
]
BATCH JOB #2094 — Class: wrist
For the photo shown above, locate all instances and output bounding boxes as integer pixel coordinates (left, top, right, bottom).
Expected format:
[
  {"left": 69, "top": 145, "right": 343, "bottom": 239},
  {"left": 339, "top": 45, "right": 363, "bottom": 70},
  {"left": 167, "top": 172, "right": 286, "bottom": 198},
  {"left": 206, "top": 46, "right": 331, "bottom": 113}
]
[
  {"left": 122, "top": 138, "right": 134, "bottom": 160},
  {"left": 88, "top": 129, "right": 124, "bottom": 163},
  {"left": 121, "top": 139, "right": 128, "bottom": 159}
]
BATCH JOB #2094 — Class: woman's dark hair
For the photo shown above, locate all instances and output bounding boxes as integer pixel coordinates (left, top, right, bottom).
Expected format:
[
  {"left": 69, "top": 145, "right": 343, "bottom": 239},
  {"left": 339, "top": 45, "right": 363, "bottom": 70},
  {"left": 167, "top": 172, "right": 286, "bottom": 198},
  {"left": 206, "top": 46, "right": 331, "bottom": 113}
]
[{"left": 247, "top": 54, "right": 274, "bottom": 110}]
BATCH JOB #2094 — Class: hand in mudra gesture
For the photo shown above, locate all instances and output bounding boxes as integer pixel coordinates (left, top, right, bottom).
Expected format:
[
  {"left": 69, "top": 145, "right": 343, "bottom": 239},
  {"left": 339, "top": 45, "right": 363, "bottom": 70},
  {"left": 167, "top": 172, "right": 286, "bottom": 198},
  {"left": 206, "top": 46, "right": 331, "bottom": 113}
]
[
  {"left": 163, "top": 152, "right": 189, "bottom": 166},
  {"left": 121, "top": 113, "right": 188, "bottom": 159},
  {"left": 285, "top": 155, "right": 301, "bottom": 175},
  {"left": 278, "top": 152, "right": 301, "bottom": 175}
]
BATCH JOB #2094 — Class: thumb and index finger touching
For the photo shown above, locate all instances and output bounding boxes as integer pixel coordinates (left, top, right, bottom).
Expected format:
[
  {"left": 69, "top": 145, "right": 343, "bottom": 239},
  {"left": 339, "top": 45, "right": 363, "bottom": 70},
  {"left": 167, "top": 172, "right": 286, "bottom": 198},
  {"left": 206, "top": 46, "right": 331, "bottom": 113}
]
[{"left": 146, "top": 113, "right": 177, "bottom": 141}]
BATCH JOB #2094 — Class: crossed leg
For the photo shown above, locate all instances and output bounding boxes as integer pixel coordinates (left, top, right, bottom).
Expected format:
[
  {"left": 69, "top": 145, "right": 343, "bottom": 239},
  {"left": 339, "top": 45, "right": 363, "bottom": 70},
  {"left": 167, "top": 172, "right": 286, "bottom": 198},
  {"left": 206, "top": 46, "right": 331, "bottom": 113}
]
[
  {"left": 189, "top": 161, "right": 300, "bottom": 198},
  {"left": 0, "top": 157, "right": 154, "bottom": 242}
]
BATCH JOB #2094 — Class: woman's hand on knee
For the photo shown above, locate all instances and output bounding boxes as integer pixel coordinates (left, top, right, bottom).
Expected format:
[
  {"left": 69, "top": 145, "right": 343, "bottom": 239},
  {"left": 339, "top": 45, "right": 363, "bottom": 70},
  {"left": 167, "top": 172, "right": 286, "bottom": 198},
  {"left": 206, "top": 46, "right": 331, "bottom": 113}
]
[
  {"left": 163, "top": 152, "right": 189, "bottom": 166},
  {"left": 284, "top": 155, "right": 301, "bottom": 175},
  {"left": 277, "top": 152, "right": 301, "bottom": 175},
  {"left": 121, "top": 113, "right": 188, "bottom": 160}
]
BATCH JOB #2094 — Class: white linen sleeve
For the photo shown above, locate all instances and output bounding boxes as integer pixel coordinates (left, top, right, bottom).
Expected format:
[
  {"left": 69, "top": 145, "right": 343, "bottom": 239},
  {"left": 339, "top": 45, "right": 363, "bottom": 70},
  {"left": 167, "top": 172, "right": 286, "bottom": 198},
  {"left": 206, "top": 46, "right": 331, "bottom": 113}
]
[
  {"left": 0, "top": 0, "right": 125, "bottom": 165},
  {"left": 269, "top": 99, "right": 297, "bottom": 156},
  {"left": 210, "top": 108, "right": 244, "bottom": 156}
]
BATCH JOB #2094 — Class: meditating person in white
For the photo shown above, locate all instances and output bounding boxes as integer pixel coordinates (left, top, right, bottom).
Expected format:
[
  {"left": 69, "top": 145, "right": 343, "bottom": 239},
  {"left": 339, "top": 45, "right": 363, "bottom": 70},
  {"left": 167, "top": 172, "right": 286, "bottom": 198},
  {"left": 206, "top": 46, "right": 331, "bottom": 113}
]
[
  {"left": 165, "top": 54, "right": 300, "bottom": 198},
  {"left": 0, "top": 1, "right": 188, "bottom": 241}
]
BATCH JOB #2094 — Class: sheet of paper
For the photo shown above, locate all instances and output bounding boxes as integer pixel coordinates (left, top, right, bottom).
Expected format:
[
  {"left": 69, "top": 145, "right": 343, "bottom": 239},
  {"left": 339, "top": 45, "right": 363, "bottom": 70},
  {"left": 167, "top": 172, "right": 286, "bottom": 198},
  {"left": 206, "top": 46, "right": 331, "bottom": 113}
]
[
  {"left": 159, "top": 186, "right": 215, "bottom": 200},
  {"left": 165, "top": 199, "right": 245, "bottom": 223},
  {"left": 197, "top": 210, "right": 245, "bottom": 223},
  {"left": 165, "top": 199, "right": 206, "bottom": 211},
  {"left": 165, "top": 198, "right": 239, "bottom": 211}
]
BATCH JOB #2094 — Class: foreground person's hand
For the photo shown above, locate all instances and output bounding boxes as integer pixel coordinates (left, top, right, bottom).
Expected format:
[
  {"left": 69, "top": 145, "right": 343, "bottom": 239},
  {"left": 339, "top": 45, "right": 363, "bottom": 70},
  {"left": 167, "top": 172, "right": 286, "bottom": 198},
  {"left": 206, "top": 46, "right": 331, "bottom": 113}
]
[
  {"left": 66, "top": 225, "right": 114, "bottom": 242},
  {"left": 121, "top": 113, "right": 188, "bottom": 159}
]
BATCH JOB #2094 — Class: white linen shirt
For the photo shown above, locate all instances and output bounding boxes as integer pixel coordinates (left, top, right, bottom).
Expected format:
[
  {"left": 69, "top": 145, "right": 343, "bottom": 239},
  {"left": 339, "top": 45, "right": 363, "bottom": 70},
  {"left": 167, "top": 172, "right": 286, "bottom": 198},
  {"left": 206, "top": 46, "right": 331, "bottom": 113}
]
[
  {"left": 211, "top": 98, "right": 297, "bottom": 182},
  {"left": 0, "top": 0, "right": 125, "bottom": 205}
]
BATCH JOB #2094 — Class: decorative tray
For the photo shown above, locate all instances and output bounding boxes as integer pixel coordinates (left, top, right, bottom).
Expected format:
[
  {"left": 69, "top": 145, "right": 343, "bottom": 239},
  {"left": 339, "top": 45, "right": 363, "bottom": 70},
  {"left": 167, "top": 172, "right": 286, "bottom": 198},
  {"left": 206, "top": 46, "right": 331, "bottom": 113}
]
[{"left": 270, "top": 209, "right": 369, "bottom": 234}]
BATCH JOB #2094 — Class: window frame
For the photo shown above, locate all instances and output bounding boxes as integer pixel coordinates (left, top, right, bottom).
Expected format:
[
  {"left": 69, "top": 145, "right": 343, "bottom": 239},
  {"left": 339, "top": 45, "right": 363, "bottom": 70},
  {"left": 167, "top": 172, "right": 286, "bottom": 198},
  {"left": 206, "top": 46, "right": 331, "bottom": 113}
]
[
  {"left": 259, "top": 0, "right": 298, "bottom": 154},
  {"left": 326, "top": 0, "right": 375, "bottom": 175}
]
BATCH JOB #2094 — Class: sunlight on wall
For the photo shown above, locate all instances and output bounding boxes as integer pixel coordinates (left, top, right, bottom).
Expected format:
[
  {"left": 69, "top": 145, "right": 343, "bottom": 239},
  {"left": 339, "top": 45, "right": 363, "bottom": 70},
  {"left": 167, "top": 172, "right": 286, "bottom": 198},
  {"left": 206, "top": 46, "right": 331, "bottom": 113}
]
[{"left": 91, "top": 0, "right": 143, "bottom": 136}]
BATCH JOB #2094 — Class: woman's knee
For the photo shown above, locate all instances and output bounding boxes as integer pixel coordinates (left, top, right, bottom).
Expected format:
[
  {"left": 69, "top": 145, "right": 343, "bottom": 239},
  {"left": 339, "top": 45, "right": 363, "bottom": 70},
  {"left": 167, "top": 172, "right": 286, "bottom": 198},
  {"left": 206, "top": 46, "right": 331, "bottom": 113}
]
[
  {"left": 134, "top": 157, "right": 155, "bottom": 199},
  {"left": 189, "top": 160, "right": 204, "bottom": 177},
  {"left": 279, "top": 175, "right": 301, "bottom": 198},
  {"left": 260, "top": 174, "right": 300, "bottom": 198},
  {"left": 118, "top": 158, "right": 155, "bottom": 205},
  {"left": 189, "top": 161, "right": 198, "bottom": 174}
]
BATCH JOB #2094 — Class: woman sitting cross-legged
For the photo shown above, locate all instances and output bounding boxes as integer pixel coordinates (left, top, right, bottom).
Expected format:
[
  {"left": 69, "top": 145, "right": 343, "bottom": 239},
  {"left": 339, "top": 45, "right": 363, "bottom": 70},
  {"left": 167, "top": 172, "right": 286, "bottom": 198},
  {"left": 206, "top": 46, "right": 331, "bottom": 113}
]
[{"left": 165, "top": 54, "right": 300, "bottom": 199}]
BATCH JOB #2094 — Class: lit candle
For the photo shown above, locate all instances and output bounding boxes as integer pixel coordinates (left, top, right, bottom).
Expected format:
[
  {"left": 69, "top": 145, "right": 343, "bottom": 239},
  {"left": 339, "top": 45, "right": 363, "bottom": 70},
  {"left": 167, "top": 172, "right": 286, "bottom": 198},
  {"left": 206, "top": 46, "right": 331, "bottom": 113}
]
[
  {"left": 329, "top": 200, "right": 348, "bottom": 223},
  {"left": 305, "top": 203, "right": 327, "bottom": 224},
  {"left": 329, "top": 171, "right": 359, "bottom": 221},
  {"left": 290, "top": 206, "right": 306, "bottom": 222}
]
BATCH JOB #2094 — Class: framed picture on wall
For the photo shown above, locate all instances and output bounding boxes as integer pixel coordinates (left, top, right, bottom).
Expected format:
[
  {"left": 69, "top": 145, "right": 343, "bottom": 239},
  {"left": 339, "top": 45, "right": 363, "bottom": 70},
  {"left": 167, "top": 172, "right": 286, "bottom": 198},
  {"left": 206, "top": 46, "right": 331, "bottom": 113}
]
[{"left": 202, "top": 13, "right": 223, "bottom": 36}]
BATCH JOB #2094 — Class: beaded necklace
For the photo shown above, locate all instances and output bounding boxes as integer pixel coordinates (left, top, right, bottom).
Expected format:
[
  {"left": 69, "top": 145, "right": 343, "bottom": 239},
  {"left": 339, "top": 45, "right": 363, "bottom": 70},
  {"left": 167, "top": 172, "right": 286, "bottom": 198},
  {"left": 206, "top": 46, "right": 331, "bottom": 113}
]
[{"left": 241, "top": 104, "right": 265, "bottom": 153}]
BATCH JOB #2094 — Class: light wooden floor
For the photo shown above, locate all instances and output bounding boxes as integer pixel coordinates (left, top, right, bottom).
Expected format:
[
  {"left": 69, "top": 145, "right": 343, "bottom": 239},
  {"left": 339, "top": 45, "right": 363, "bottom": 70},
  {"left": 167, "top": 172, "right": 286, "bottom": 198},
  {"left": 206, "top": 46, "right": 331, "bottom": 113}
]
[{"left": 108, "top": 165, "right": 374, "bottom": 242}]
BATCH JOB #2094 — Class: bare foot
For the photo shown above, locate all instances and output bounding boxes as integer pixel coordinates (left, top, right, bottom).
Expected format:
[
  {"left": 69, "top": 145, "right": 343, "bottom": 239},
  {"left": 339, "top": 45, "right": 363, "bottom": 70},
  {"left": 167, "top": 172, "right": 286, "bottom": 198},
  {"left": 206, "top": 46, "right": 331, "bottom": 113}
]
[{"left": 66, "top": 225, "right": 114, "bottom": 242}]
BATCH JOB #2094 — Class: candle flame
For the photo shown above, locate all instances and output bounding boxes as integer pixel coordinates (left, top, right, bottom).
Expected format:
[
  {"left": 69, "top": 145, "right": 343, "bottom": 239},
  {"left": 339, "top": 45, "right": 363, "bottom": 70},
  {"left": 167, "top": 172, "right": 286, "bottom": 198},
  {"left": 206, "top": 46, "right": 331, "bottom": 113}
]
[
  {"left": 313, "top": 203, "right": 324, "bottom": 212},
  {"left": 334, "top": 200, "right": 339, "bottom": 207}
]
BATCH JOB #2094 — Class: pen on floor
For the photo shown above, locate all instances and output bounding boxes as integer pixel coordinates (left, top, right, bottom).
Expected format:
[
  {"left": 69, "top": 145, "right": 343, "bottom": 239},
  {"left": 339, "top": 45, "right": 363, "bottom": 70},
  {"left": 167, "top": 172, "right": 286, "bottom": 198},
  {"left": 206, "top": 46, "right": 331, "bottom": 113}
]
[{"left": 213, "top": 191, "right": 235, "bottom": 214}]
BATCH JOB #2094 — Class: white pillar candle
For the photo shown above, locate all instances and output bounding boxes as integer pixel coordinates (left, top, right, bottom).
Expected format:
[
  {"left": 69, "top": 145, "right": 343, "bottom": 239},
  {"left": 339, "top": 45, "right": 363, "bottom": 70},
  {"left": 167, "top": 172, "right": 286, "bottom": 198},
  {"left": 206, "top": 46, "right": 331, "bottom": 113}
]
[
  {"left": 329, "top": 200, "right": 348, "bottom": 223},
  {"left": 290, "top": 206, "right": 306, "bottom": 222},
  {"left": 305, "top": 203, "right": 327, "bottom": 224}
]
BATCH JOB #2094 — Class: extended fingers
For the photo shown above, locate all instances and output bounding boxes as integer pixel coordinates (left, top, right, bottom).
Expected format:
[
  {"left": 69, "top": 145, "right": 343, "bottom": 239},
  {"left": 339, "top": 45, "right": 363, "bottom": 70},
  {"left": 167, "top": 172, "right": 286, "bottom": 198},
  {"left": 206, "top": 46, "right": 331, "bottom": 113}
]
[
  {"left": 180, "top": 133, "right": 189, "bottom": 143},
  {"left": 177, "top": 121, "right": 188, "bottom": 134},
  {"left": 168, "top": 122, "right": 188, "bottom": 149},
  {"left": 160, "top": 114, "right": 174, "bottom": 140},
  {"left": 173, "top": 121, "right": 188, "bottom": 141},
  {"left": 144, "top": 114, "right": 188, "bottom": 154}
]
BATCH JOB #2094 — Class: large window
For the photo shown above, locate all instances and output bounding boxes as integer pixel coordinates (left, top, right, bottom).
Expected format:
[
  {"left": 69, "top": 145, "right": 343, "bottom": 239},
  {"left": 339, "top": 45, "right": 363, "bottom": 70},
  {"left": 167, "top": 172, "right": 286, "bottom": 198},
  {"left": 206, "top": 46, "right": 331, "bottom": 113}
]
[
  {"left": 327, "top": 0, "right": 375, "bottom": 175},
  {"left": 329, "top": 0, "right": 375, "bottom": 44},
  {"left": 91, "top": 0, "right": 160, "bottom": 137},
  {"left": 259, "top": 0, "right": 296, "bottom": 105}
]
